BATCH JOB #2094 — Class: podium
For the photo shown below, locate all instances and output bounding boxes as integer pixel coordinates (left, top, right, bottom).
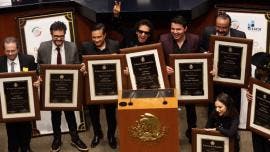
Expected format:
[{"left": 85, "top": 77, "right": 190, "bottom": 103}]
[{"left": 118, "top": 89, "right": 179, "bottom": 152}]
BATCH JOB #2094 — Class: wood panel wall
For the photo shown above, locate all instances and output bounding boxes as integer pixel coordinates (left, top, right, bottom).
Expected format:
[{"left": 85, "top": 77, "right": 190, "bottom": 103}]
[
  {"left": 0, "top": 4, "right": 94, "bottom": 55},
  {"left": 1, "top": 1, "right": 270, "bottom": 55}
]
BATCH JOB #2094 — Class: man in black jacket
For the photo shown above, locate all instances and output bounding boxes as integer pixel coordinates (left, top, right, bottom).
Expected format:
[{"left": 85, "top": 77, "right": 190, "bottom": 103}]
[
  {"left": 199, "top": 12, "right": 246, "bottom": 52},
  {"left": 80, "top": 23, "right": 119, "bottom": 149},
  {"left": 0, "top": 36, "right": 37, "bottom": 152},
  {"left": 199, "top": 12, "right": 246, "bottom": 113}
]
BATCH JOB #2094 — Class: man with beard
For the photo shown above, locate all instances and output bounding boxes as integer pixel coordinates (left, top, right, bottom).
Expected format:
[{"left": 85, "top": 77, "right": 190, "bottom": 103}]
[
  {"left": 199, "top": 12, "right": 246, "bottom": 113},
  {"left": 199, "top": 12, "right": 246, "bottom": 52},
  {"left": 37, "top": 21, "right": 88, "bottom": 152}
]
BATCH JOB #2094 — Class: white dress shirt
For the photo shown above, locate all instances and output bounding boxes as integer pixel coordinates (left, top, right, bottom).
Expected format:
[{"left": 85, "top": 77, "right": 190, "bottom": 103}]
[
  {"left": 51, "top": 43, "right": 66, "bottom": 64},
  {"left": 7, "top": 56, "right": 20, "bottom": 72}
]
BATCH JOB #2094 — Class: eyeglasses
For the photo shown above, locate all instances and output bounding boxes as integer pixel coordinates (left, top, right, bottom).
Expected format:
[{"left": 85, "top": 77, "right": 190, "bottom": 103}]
[
  {"left": 52, "top": 35, "right": 65, "bottom": 39},
  {"left": 137, "top": 30, "right": 150, "bottom": 35},
  {"left": 216, "top": 25, "right": 229, "bottom": 30}
]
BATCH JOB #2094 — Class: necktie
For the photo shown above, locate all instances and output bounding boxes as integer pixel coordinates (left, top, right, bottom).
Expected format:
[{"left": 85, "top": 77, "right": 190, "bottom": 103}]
[
  {"left": 11, "top": 61, "right": 15, "bottom": 72},
  {"left": 56, "top": 47, "right": 62, "bottom": 64}
]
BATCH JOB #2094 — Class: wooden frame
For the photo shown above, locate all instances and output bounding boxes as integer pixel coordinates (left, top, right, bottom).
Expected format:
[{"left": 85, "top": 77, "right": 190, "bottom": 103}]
[
  {"left": 247, "top": 78, "right": 270, "bottom": 139},
  {"left": 83, "top": 54, "right": 126, "bottom": 104},
  {"left": 192, "top": 128, "right": 234, "bottom": 152},
  {"left": 218, "top": 9, "right": 270, "bottom": 54},
  {"left": 40, "top": 64, "right": 82, "bottom": 110},
  {"left": 120, "top": 43, "right": 169, "bottom": 89},
  {"left": 17, "top": 11, "right": 76, "bottom": 59},
  {"left": 0, "top": 71, "right": 40, "bottom": 122},
  {"left": 169, "top": 53, "right": 213, "bottom": 104},
  {"left": 209, "top": 35, "right": 252, "bottom": 88}
]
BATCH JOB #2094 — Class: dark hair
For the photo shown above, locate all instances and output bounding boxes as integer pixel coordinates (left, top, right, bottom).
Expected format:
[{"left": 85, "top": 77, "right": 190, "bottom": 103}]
[
  {"left": 3, "top": 36, "right": 19, "bottom": 49},
  {"left": 171, "top": 15, "right": 188, "bottom": 28},
  {"left": 134, "top": 19, "right": 154, "bottom": 43},
  {"left": 216, "top": 12, "right": 231, "bottom": 26},
  {"left": 135, "top": 19, "right": 154, "bottom": 35},
  {"left": 50, "top": 21, "right": 67, "bottom": 34},
  {"left": 215, "top": 92, "right": 238, "bottom": 117},
  {"left": 252, "top": 52, "right": 270, "bottom": 81},
  {"left": 92, "top": 23, "right": 106, "bottom": 34}
]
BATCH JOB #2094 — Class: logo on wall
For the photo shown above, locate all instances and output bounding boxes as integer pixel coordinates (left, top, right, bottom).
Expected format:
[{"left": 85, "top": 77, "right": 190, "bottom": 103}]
[
  {"left": 247, "top": 20, "right": 262, "bottom": 31},
  {"left": 231, "top": 20, "right": 240, "bottom": 30}
]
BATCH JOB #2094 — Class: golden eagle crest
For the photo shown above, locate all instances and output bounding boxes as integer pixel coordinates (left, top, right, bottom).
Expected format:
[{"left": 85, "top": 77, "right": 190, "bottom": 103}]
[{"left": 129, "top": 113, "right": 167, "bottom": 142}]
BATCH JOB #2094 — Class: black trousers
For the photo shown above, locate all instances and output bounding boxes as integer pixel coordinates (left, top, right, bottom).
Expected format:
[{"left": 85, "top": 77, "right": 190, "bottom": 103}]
[
  {"left": 6, "top": 121, "right": 32, "bottom": 152},
  {"left": 88, "top": 103, "right": 117, "bottom": 138},
  {"left": 252, "top": 132, "right": 270, "bottom": 152},
  {"left": 51, "top": 110, "right": 78, "bottom": 140},
  {"left": 185, "top": 104, "right": 197, "bottom": 131}
]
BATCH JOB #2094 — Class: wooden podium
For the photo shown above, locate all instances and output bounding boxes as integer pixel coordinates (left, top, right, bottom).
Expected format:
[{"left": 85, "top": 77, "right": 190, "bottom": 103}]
[{"left": 118, "top": 89, "right": 179, "bottom": 152}]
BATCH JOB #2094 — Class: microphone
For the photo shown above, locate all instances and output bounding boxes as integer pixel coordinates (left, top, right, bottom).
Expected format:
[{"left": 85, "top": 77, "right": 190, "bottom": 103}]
[
  {"left": 128, "top": 90, "right": 135, "bottom": 106},
  {"left": 157, "top": 89, "right": 167, "bottom": 105}
]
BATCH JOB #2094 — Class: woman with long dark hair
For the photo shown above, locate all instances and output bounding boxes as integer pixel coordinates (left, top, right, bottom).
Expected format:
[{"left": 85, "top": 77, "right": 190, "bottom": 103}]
[{"left": 205, "top": 92, "right": 240, "bottom": 152}]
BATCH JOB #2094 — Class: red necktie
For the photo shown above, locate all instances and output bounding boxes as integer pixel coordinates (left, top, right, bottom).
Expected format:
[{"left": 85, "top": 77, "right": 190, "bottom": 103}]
[{"left": 56, "top": 47, "right": 62, "bottom": 64}]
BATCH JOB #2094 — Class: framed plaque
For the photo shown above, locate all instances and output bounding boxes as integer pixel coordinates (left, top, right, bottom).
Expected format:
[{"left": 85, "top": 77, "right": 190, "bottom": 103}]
[
  {"left": 120, "top": 43, "right": 169, "bottom": 89},
  {"left": 247, "top": 78, "right": 270, "bottom": 139},
  {"left": 0, "top": 71, "right": 40, "bottom": 122},
  {"left": 218, "top": 9, "right": 270, "bottom": 54},
  {"left": 209, "top": 35, "right": 252, "bottom": 87},
  {"left": 169, "top": 53, "right": 213, "bottom": 104},
  {"left": 83, "top": 54, "right": 126, "bottom": 104},
  {"left": 40, "top": 64, "right": 83, "bottom": 110},
  {"left": 192, "top": 128, "right": 234, "bottom": 152}
]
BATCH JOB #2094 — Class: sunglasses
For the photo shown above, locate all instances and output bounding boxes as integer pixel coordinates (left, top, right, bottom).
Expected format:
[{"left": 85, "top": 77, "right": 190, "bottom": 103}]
[{"left": 137, "top": 30, "right": 151, "bottom": 35}]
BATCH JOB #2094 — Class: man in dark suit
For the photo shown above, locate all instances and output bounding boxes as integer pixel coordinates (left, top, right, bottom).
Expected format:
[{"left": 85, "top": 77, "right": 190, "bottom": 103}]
[
  {"left": 37, "top": 21, "right": 88, "bottom": 152},
  {"left": 199, "top": 12, "right": 246, "bottom": 52},
  {"left": 80, "top": 23, "right": 119, "bottom": 149},
  {"left": 0, "top": 36, "right": 37, "bottom": 152},
  {"left": 160, "top": 16, "right": 199, "bottom": 143},
  {"left": 199, "top": 12, "right": 246, "bottom": 113}
]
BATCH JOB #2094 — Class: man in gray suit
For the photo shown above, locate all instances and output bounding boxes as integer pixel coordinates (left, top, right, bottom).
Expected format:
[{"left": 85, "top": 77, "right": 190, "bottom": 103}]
[{"left": 37, "top": 21, "right": 88, "bottom": 152}]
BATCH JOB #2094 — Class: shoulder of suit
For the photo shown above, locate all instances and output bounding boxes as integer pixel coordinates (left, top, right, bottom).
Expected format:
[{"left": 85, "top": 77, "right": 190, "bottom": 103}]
[
  {"left": 40, "top": 40, "right": 51, "bottom": 46},
  {"left": 230, "top": 28, "right": 246, "bottom": 35},
  {"left": 202, "top": 26, "right": 215, "bottom": 34},
  {"left": 107, "top": 39, "right": 120, "bottom": 49},
  {"left": 0, "top": 55, "right": 5, "bottom": 61},
  {"left": 64, "top": 41, "right": 76, "bottom": 46},
  {"left": 160, "top": 33, "right": 173, "bottom": 43},
  {"left": 18, "top": 53, "right": 34, "bottom": 59},
  {"left": 107, "top": 39, "right": 119, "bottom": 45},
  {"left": 160, "top": 33, "right": 171, "bottom": 39},
  {"left": 186, "top": 33, "right": 199, "bottom": 39}
]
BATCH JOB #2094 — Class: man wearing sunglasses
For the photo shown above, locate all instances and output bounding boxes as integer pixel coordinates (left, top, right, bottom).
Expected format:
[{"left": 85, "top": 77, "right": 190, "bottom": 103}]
[
  {"left": 160, "top": 15, "right": 200, "bottom": 143},
  {"left": 112, "top": 1, "right": 155, "bottom": 48}
]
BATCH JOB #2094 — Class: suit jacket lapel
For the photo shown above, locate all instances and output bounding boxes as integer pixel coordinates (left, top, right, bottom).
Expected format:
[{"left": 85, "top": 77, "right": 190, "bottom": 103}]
[
  {"left": 18, "top": 53, "right": 23, "bottom": 71},
  {"left": 47, "top": 42, "right": 53, "bottom": 64},
  {"left": 1, "top": 56, "right": 8, "bottom": 72},
  {"left": 64, "top": 41, "right": 70, "bottom": 64}
]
